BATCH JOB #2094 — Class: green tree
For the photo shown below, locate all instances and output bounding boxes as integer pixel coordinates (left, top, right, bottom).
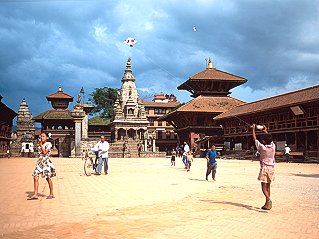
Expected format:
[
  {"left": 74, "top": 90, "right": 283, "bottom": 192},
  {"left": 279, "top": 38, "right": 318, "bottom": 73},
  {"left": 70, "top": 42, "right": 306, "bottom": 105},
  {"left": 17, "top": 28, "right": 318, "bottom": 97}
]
[{"left": 88, "top": 87, "right": 118, "bottom": 119}]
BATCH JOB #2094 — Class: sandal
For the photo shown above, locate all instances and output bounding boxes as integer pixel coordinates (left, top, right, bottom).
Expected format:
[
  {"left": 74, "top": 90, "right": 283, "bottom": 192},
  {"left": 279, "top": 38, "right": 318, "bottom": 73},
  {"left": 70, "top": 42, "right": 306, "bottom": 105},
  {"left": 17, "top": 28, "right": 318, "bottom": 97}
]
[
  {"left": 27, "top": 197, "right": 38, "bottom": 200},
  {"left": 46, "top": 195, "right": 55, "bottom": 199}
]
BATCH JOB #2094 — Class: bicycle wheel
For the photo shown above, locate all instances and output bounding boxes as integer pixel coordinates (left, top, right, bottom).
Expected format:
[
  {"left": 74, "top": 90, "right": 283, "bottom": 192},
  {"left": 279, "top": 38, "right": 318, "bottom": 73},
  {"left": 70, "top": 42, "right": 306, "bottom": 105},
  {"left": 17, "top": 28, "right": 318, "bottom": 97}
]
[{"left": 84, "top": 158, "right": 93, "bottom": 176}]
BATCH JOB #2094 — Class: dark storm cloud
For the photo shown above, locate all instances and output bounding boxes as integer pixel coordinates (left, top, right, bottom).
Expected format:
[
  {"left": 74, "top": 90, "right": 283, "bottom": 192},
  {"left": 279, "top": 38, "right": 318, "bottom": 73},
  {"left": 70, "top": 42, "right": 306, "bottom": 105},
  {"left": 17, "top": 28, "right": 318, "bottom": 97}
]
[
  {"left": 164, "top": 0, "right": 319, "bottom": 87},
  {"left": 0, "top": 0, "right": 318, "bottom": 116}
]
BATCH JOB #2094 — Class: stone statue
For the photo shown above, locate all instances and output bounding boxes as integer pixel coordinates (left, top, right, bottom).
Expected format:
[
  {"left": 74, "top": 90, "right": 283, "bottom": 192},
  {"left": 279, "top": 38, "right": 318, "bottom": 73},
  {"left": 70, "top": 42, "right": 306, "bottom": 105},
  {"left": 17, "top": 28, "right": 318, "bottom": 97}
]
[
  {"left": 137, "top": 140, "right": 143, "bottom": 151},
  {"left": 123, "top": 141, "right": 128, "bottom": 152},
  {"left": 77, "top": 94, "right": 81, "bottom": 104},
  {"left": 144, "top": 131, "right": 149, "bottom": 139}
]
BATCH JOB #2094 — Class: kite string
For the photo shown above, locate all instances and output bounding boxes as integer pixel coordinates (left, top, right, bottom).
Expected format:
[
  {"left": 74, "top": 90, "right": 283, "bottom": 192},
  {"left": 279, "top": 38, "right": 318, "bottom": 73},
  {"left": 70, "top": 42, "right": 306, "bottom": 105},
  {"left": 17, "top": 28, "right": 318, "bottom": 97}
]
[
  {"left": 234, "top": 116, "right": 250, "bottom": 126},
  {"left": 134, "top": 48, "right": 181, "bottom": 82}
]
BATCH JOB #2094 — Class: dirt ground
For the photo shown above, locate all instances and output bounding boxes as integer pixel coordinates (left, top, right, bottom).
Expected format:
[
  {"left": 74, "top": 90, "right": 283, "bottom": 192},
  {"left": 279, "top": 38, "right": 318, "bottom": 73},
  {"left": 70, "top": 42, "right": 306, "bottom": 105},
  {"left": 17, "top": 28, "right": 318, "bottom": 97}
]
[{"left": 0, "top": 157, "right": 318, "bottom": 238}]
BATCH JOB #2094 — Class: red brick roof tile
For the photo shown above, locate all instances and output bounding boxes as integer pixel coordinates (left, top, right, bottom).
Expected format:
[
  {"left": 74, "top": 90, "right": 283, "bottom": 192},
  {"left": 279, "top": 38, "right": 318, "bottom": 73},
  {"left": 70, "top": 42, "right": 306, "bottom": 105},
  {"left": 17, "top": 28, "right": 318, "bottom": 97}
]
[
  {"left": 33, "top": 110, "right": 73, "bottom": 120},
  {"left": 189, "top": 68, "right": 247, "bottom": 81},
  {"left": 46, "top": 91, "right": 73, "bottom": 100},
  {"left": 163, "top": 96, "right": 245, "bottom": 117}
]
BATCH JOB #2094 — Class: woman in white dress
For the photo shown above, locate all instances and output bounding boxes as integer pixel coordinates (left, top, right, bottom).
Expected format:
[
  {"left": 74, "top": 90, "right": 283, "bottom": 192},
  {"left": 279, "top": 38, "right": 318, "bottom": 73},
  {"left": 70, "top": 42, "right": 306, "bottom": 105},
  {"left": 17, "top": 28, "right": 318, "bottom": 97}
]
[{"left": 28, "top": 132, "right": 56, "bottom": 200}]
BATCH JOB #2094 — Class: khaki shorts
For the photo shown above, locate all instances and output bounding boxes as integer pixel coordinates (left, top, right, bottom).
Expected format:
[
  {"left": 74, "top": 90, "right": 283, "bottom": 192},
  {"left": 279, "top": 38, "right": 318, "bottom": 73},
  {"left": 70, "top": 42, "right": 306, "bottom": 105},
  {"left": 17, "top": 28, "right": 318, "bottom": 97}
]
[{"left": 258, "top": 166, "right": 275, "bottom": 183}]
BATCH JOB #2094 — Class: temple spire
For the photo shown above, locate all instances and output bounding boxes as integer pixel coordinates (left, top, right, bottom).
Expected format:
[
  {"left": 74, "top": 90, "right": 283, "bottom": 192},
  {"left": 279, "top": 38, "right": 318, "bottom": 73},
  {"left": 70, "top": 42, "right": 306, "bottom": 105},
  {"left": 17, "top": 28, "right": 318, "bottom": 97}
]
[
  {"left": 126, "top": 57, "right": 132, "bottom": 71},
  {"left": 122, "top": 57, "right": 135, "bottom": 82}
]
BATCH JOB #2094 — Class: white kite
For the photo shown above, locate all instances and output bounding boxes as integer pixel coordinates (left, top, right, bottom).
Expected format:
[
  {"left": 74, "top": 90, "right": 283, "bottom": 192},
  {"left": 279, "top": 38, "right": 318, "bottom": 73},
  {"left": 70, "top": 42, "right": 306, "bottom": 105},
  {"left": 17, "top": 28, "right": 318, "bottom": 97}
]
[
  {"left": 193, "top": 26, "right": 197, "bottom": 32},
  {"left": 124, "top": 37, "right": 137, "bottom": 47}
]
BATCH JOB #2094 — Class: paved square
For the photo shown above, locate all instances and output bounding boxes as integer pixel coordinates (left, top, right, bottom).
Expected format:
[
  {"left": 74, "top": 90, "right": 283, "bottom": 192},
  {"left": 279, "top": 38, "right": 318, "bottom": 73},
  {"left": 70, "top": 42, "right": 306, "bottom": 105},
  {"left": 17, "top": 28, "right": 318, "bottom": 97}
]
[{"left": 0, "top": 156, "right": 318, "bottom": 238}]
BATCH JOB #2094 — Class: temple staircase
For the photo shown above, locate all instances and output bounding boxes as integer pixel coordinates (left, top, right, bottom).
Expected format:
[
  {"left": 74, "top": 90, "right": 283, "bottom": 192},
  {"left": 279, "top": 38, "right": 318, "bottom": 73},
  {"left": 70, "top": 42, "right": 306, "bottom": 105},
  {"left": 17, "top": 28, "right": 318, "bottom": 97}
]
[{"left": 109, "top": 138, "right": 140, "bottom": 158}]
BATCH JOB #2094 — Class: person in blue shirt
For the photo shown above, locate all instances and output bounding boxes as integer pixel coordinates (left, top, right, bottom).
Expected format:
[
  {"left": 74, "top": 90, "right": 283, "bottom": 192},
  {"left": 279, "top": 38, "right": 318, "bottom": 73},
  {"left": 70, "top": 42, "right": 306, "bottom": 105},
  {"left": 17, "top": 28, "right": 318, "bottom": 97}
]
[{"left": 206, "top": 145, "right": 217, "bottom": 181}]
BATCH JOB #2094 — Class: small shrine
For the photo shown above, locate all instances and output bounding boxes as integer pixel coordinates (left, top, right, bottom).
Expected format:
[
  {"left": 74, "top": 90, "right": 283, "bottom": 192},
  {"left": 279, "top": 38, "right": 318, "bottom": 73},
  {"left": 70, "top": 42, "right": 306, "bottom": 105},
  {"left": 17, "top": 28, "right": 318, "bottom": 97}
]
[{"left": 10, "top": 98, "right": 35, "bottom": 157}]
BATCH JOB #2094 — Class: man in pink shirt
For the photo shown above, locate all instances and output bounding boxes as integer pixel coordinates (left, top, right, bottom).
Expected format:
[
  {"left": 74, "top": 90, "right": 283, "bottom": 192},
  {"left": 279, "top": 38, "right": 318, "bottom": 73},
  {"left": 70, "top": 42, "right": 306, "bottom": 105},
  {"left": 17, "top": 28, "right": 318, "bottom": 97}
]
[{"left": 252, "top": 124, "right": 275, "bottom": 210}]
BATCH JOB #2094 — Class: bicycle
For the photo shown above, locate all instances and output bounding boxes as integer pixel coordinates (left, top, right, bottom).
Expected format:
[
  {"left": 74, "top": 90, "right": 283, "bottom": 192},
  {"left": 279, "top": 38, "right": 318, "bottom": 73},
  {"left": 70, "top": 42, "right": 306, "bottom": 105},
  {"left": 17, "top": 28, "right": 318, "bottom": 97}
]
[{"left": 82, "top": 149, "right": 98, "bottom": 176}]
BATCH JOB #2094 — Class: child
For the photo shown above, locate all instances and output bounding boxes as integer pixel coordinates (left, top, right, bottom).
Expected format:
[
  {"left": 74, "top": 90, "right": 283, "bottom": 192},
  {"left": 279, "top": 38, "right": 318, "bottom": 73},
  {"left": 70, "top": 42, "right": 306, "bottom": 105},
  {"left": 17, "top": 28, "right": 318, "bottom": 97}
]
[
  {"left": 171, "top": 148, "right": 176, "bottom": 166},
  {"left": 186, "top": 151, "right": 193, "bottom": 172},
  {"left": 206, "top": 145, "right": 217, "bottom": 181},
  {"left": 251, "top": 124, "right": 275, "bottom": 210},
  {"left": 28, "top": 132, "right": 56, "bottom": 200},
  {"left": 284, "top": 144, "right": 291, "bottom": 163}
]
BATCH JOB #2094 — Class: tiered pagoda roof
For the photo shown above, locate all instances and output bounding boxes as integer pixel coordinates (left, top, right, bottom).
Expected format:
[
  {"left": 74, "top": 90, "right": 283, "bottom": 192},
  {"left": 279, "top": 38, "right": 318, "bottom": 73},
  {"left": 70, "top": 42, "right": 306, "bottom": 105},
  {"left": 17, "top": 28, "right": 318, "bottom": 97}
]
[
  {"left": 46, "top": 86, "right": 73, "bottom": 101},
  {"left": 33, "top": 109, "right": 73, "bottom": 120},
  {"left": 46, "top": 85, "right": 73, "bottom": 110},
  {"left": 33, "top": 85, "right": 74, "bottom": 122},
  {"left": 163, "top": 96, "right": 244, "bottom": 120},
  {"left": 178, "top": 58, "right": 247, "bottom": 97}
]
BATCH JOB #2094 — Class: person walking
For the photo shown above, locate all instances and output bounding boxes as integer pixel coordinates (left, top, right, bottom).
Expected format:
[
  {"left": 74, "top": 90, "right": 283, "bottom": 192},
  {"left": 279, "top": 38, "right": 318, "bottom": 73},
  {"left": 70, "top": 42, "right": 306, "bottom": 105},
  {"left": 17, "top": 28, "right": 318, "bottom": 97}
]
[
  {"left": 284, "top": 144, "right": 291, "bottom": 163},
  {"left": 92, "top": 135, "right": 110, "bottom": 175},
  {"left": 206, "top": 145, "right": 217, "bottom": 181},
  {"left": 251, "top": 124, "right": 275, "bottom": 210},
  {"left": 182, "top": 141, "right": 190, "bottom": 168},
  {"left": 186, "top": 151, "right": 193, "bottom": 172},
  {"left": 28, "top": 132, "right": 56, "bottom": 200},
  {"left": 171, "top": 148, "right": 176, "bottom": 166}
]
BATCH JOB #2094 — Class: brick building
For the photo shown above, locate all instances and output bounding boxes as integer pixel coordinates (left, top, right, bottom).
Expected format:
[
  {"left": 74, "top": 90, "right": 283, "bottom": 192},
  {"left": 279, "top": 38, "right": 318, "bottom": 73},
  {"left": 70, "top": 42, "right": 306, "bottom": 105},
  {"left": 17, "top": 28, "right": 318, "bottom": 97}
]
[
  {"left": 0, "top": 96, "right": 17, "bottom": 157},
  {"left": 144, "top": 93, "right": 180, "bottom": 153},
  {"left": 214, "top": 85, "right": 319, "bottom": 161}
]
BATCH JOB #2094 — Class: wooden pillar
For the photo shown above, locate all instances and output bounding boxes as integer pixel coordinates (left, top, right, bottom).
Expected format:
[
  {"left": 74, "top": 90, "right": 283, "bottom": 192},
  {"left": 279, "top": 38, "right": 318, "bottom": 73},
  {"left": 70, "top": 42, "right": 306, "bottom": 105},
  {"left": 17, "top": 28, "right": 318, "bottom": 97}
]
[
  {"left": 152, "top": 138, "right": 156, "bottom": 152},
  {"left": 305, "top": 131, "right": 308, "bottom": 152},
  {"left": 295, "top": 132, "right": 298, "bottom": 150}
]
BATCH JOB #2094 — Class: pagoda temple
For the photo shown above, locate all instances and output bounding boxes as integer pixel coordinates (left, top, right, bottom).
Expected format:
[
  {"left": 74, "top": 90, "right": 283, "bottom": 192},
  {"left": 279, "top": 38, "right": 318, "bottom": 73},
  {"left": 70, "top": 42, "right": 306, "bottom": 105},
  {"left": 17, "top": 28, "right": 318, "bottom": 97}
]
[
  {"left": 33, "top": 85, "right": 75, "bottom": 157},
  {"left": 161, "top": 58, "right": 246, "bottom": 150}
]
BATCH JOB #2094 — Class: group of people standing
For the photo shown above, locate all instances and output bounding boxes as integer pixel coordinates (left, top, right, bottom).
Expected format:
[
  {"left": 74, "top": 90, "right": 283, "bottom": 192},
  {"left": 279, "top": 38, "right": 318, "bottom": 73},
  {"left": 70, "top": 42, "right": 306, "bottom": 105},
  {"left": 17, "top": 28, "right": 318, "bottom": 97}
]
[
  {"left": 171, "top": 142, "right": 194, "bottom": 171},
  {"left": 171, "top": 142, "right": 217, "bottom": 177},
  {"left": 28, "top": 125, "right": 276, "bottom": 211},
  {"left": 170, "top": 123, "right": 276, "bottom": 211}
]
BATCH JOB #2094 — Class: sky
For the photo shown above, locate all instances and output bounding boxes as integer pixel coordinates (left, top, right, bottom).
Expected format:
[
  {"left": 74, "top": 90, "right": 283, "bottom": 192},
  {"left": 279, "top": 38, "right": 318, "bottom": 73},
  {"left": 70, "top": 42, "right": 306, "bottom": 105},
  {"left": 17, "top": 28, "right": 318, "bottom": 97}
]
[{"left": 0, "top": 0, "right": 319, "bottom": 118}]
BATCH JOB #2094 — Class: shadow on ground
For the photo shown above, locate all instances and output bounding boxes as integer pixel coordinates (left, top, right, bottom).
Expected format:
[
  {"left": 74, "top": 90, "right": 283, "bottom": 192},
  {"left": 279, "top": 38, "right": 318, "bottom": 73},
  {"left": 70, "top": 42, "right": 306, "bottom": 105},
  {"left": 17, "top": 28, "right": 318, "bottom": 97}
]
[
  {"left": 25, "top": 191, "right": 46, "bottom": 198},
  {"left": 189, "top": 178, "right": 208, "bottom": 182},
  {"left": 291, "top": 173, "right": 319, "bottom": 178},
  {"left": 199, "top": 199, "right": 267, "bottom": 213}
]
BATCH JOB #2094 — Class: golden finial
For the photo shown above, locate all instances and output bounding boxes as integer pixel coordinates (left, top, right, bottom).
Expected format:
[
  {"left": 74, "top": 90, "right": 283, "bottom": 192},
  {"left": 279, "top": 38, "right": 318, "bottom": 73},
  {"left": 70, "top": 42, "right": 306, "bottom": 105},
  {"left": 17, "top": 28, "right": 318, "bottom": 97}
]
[{"left": 207, "top": 57, "right": 214, "bottom": 69}]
